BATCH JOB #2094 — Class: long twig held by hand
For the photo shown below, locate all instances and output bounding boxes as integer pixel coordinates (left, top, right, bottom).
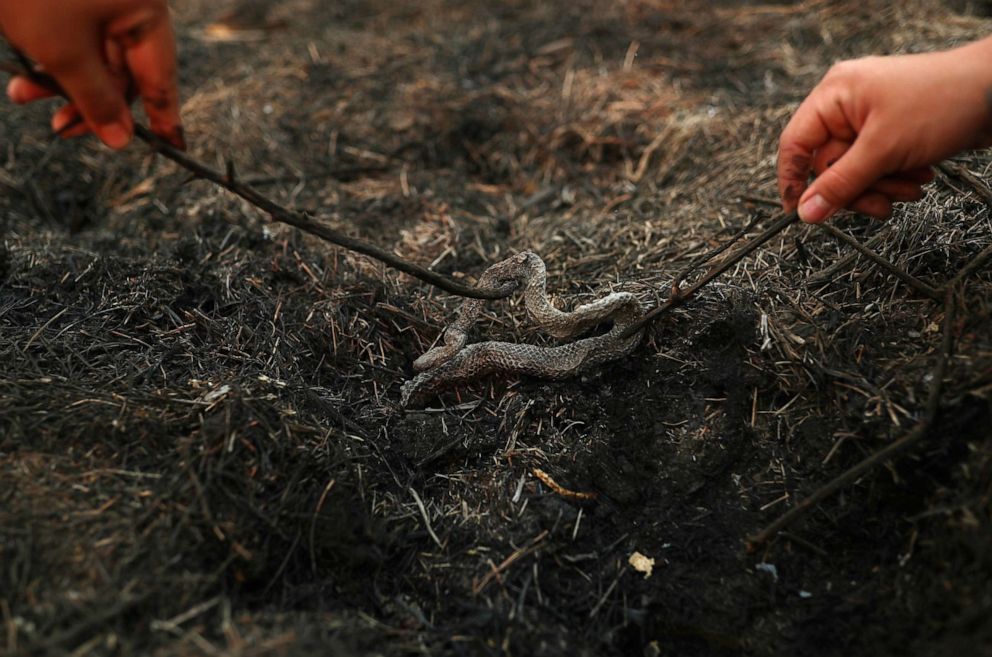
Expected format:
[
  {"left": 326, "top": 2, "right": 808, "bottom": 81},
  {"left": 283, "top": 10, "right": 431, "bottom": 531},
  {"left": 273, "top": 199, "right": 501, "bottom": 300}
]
[
  {"left": 949, "top": 242, "right": 992, "bottom": 287},
  {"left": 938, "top": 162, "right": 992, "bottom": 205},
  {"left": 745, "top": 286, "right": 957, "bottom": 550},
  {"left": 1, "top": 56, "right": 515, "bottom": 301},
  {"left": 132, "top": 126, "right": 515, "bottom": 299},
  {"left": 622, "top": 211, "right": 800, "bottom": 338},
  {"left": 817, "top": 222, "right": 944, "bottom": 301},
  {"left": 671, "top": 211, "right": 764, "bottom": 291},
  {"left": 746, "top": 166, "right": 992, "bottom": 550}
]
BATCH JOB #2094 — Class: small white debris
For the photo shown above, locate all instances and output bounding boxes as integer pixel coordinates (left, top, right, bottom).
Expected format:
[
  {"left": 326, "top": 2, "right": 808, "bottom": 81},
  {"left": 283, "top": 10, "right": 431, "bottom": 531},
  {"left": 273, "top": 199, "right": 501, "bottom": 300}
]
[
  {"left": 755, "top": 562, "right": 778, "bottom": 581},
  {"left": 202, "top": 384, "right": 232, "bottom": 403},
  {"left": 799, "top": 590, "right": 813, "bottom": 599},
  {"left": 257, "top": 374, "right": 287, "bottom": 387},
  {"left": 759, "top": 313, "right": 773, "bottom": 351},
  {"left": 628, "top": 551, "right": 655, "bottom": 579}
]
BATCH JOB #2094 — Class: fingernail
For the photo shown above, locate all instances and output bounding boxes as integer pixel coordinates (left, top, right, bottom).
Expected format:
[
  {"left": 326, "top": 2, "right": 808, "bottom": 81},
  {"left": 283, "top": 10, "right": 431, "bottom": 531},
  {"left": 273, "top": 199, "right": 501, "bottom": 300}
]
[
  {"left": 170, "top": 125, "right": 187, "bottom": 151},
  {"left": 782, "top": 183, "right": 802, "bottom": 211},
  {"left": 52, "top": 112, "right": 72, "bottom": 134},
  {"left": 7, "top": 78, "right": 24, "bottom": 103},
  {"left": 53, "top": 116, "right": 86, "bottom": 137},
  {"left": 99, "top": 122, "right": 132, "bottom": 149},
  {"left": 798, "top": 194, "right": 834, "bottom": 223}
]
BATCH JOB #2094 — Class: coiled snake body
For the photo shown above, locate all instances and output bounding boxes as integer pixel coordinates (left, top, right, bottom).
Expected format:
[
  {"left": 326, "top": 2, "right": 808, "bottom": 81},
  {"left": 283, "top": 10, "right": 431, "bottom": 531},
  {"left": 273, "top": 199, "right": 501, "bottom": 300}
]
[{"left": 401, "top": 251, "right": 645, "bottom": 406}]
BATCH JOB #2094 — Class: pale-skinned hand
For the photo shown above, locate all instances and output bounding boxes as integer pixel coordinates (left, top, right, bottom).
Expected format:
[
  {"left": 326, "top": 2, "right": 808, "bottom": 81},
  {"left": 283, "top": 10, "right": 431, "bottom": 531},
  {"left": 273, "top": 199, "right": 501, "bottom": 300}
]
[
  {"left": 778, "top": 37, "right": 992, "bottom": 223},
  {"left": 1, "top": 0, "right": 184, "bottom": 150}
]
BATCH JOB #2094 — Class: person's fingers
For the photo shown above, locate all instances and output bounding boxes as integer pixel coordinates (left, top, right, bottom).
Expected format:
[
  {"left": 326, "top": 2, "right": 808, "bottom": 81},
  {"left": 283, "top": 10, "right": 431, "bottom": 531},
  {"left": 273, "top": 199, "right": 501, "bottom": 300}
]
[
  {"left": 867, "top": 177, "right": 925, "bottom": 203},
  {"left": 777, "top": 100, "right": 828, "bottom": 212},
  {"left": 103, "top": 37, "right": 135, "bottom": 98},
  {"left": 811, "top": 138, "right": 851, "bottom": 176},
  {"left": 49, "top": 52, "right": 133, "bottom": 149},
  {"left": 52, "top": 104, "right": 78, "bottom": 131},
  {"left": 7, "top": 76, "right": 56, "bottom": 104},
  {"left": 900, "top": 166, "right": 935, "bottom": 184},
  {"left": 807, "top": 163, "right": 923, "bottom": 213},
  {"left": 797, "top": 127, "right": 890, "bottom": 223},
  {"left": 52, "top": 105, "right": 90, "bottom": 138},
  {"left": 813, "top": 144, "right": 933, "bottom": 193},
  {"left": 811, "top": 139, "right": 924, "bottom": 203},
  {"left": 113, "top": 9, "right": 185, "bottom": 149},
  {"left": 847, "top": 190, "right": 893, "bottom": 219},
  {"left": 777, "top": 86, "right": 860, "bottom": 212}
]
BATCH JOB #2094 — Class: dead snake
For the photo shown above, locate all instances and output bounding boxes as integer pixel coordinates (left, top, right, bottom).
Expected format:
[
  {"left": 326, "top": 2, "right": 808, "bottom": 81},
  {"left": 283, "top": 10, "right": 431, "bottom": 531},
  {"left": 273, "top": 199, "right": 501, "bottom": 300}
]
[{"left": 401, "top": 251, "right": 645, "bottom": 406}]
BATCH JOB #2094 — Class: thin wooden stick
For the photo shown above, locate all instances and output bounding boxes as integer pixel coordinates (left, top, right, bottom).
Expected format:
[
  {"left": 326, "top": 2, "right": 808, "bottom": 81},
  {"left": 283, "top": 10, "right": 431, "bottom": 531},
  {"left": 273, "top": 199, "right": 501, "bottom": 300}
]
[
  {"left": 938, "top": 162, "right": 992, "bottom": 205},
  {"left": 1, "top": 56, "right": 515, "bottom": 301},
  {"left": 622, "top": 211, "right": 799, "bottom": 337},
  {"left": 133, "top": 126, "right": 515, "bottom": 299},
  {"left": 671, "top": 211, "right": 764, "bottom": 290},
  {"left": 745, "top": 286, "right": 956, "bottom": 549},
  {"left": 949, "top": 241, "right": 992, "bottom": 288},
  {"left": 818, "top": 222, "right": 944, "bottom": 301}
]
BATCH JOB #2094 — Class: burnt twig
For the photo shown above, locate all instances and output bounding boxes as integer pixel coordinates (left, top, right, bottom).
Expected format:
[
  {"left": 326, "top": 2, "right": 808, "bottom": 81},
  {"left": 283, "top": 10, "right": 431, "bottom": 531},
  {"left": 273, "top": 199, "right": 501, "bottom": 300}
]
[
  {"left": 746, "top": 164, "right": 992, "bottom": 549},
  {"left": 938, "top": 162, "right": 992, "bottom": 205},
  {"left": 1, "top": 56, "right": 515, "bottom": 301},
  {"left": 949, "top": 241, "right": 992, "bottom": 288},
  {"left": 622, "top": 211, "right": 799, "bottom": 338},
  {"left": 746, "top": 285, "right": 956, "bottom": 550},
  {"left": 671, "top": 211, "right": 764, "bottom": 294},
  {"left": 817, "top": 222, "right": 944, "bottom": 301},
  {"left": 132, "top": 126, "right": 515, "bottom": 299}
]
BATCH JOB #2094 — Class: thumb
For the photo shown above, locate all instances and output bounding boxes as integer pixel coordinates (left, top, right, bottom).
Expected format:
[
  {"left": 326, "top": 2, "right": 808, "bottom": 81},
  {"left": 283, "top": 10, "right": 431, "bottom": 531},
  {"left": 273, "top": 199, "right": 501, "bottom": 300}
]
[{"left": 797, "top": 131, "right": 889, "bottom": 223}]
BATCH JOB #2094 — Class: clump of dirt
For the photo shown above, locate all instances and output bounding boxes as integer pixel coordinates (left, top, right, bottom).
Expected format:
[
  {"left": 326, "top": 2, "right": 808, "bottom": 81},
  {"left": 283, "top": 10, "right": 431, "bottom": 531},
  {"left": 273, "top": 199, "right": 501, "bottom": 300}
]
[{"left": 2, "top": 1, "right": 991, "bottom": 656}]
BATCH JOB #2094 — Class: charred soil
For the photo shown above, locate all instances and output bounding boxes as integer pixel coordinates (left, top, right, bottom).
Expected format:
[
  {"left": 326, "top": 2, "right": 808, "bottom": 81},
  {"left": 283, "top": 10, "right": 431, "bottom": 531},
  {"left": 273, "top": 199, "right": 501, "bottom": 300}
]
[{"left": 2, "top": 1, "right": 992, "bottom": 656}]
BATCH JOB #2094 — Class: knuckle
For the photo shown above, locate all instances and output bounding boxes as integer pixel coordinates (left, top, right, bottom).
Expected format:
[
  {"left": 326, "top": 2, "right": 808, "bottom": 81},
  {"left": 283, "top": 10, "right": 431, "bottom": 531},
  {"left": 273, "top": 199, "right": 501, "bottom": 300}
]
[
  {"left": 108, "top": 2, "right": 170, "bottom": 44},
  {"left": 825, "top": 60, "right": 848, "bottom": 77},
  {"left": 824, "top": 58, "right": 871, "bottom": 87},
  {"left": 825, "top": 60, "right": 854, "bottom": 82}
]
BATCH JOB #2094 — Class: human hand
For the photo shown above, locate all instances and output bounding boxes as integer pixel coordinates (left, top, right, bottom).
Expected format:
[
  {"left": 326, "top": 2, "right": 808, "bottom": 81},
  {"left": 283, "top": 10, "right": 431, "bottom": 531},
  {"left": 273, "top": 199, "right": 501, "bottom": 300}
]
[
  {"left": 778, "top": 37, "right": 992, "bottom": 223},
  {"left": 1, "top": 0, "right": 184, "bottom": 150}
]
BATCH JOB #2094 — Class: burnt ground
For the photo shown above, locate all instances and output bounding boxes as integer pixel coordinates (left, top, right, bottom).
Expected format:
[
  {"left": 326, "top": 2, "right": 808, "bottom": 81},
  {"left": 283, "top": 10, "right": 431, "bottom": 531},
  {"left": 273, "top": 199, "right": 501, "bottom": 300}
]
[{"left": 2, "top": 1, "right": 992, "bottom": 655}]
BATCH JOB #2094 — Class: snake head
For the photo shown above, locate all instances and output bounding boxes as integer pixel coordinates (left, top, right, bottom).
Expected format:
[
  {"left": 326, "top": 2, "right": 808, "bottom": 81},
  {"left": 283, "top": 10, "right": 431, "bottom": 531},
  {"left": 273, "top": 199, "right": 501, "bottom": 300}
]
[
  {"left": 483, "top": 251, "right": 543, "bottom": 287},
  {"left": 514, "top": 251, "right": 542, "bottom": 268},
  {"left": 516, "top": 251, "right": 547, "bottom": 286}
]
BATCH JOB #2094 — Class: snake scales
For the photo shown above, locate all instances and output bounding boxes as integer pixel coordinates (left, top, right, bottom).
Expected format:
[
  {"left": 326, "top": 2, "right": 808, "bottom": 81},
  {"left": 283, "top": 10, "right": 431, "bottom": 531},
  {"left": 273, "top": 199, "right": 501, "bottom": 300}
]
[{"left": 401, "top": 251, "right": 646, "bottom": 406}]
